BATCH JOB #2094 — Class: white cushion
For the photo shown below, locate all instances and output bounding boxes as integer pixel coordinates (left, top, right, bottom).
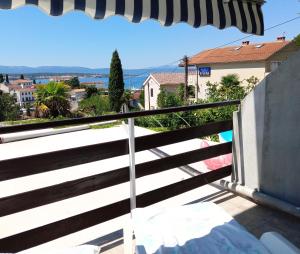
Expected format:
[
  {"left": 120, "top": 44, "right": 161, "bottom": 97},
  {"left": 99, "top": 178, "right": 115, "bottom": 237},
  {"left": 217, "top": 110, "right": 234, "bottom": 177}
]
[{"left": 260, "top": 232, "right": 300, "bottom": 254}]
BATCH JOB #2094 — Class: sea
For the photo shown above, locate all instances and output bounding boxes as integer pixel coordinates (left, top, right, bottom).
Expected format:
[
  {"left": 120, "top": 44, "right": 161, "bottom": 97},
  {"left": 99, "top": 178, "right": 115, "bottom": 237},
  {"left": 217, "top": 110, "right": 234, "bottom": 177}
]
[
  {"left": 34, "top": 67, "right": 186, "bottom": 90},
  {"left": 35, "top": 75, "right": 148, "bottom": 90}
]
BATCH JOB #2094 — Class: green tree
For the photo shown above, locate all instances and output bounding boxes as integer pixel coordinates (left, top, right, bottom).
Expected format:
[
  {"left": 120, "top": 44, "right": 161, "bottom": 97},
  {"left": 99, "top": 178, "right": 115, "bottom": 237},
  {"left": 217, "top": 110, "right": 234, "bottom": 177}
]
[
  {"left": 195, "top": 74, "right": 250, "bottom": 124},
  {"left": 177, "top": 84, "right": 185, "bottom": 103},
  {"left": 177, "top": 84, "right": 195, "bottom": 104},
  {"left": 0, "top": 74, "right": 4, "bottom": 83},
  {"left": 294, "top": 34, "right": 300, "bottom": 46},
  {"left": 33, "top": 79, "right": 36, "bottom": 84},
  {"left": 25, "top": 103, "right": 31, "bottom": 117},
  {"left": 35, "top": 82, "right": 70, "bottom": 118},
  {"left": 0, "top": 92, "right": 20, "bottom": 121},
  {"left": 79, "top": 95, "right": 110, "bottom": 116},
  {"left": 108, "top": 50, "right": 125, "bottom": 112},
  {"left": 20, "top": 74, "right": 24, "bottom": 79},
  {"left": 140, "top": 90, "right": 145, "bottom": 107},
  {"left": 157, "top": 88, "right": 181, "bottom": 108},
  {"left": 122, "top": 89, "right": 132, "bottom": 106},
  {"left": 245, "top": 76, "right": 259, "bottom": 94},
  {"left": 85, "top": 86, "right": 98, "bottom": 98},
  {"left": 65, "top": 77, "right": 80, "bottom": 89},
  {"left": 205, "top": 74, "right": 246, "bottom": 101},
  {"left": 5, "top": 74, "right": 9, "bottom": 83}
]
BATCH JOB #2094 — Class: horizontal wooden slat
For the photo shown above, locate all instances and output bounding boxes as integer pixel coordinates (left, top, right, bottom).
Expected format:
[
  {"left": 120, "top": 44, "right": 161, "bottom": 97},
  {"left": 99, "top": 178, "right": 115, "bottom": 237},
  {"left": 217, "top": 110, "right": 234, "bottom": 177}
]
[
  {"left": 0, "top": 142, "right": 232, "bottom": 217},
  {"left": 0, "top": 120, "right": 232, "bottom": 181},
  {"left": 0, "top": 138, "right": 128, "bottom": 181},
  {"left": 137, "top": 165, "right": 232, "bottom": 207},
  {"left": 135, "top": 120, "right": 232, "bottom": 151},
  {"left": 0, "top": 165, "right": 231, "bottom": 252},
  {"left": 0, "top": 100, "right": 240, "bottom": 134}
]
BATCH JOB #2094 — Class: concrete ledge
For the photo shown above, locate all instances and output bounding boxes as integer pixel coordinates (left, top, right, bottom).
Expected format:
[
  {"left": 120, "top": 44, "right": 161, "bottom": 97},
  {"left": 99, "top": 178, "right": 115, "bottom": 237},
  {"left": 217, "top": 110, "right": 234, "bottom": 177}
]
[
  {"left": 219, "top": 180, "right": 300, "bottom": 219},
  {"left": 0, "top": 120, "right": 118, "bottom": 144}
]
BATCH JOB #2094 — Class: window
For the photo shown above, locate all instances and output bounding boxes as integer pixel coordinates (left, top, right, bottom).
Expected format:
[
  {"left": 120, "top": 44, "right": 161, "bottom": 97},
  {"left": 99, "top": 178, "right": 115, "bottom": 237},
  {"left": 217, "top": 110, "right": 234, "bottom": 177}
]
[
  {"left": 255, "top": 44, "right": 264, "bottom": 48},
  {"left": 150, "top": 88, "right": 153, "bottom": 97}
]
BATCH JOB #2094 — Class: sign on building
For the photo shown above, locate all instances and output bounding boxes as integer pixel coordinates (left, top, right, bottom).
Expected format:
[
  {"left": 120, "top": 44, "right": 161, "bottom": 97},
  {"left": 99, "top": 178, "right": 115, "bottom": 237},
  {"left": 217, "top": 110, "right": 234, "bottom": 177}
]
[{"left": 199, "top": 67, "right": 211, "bottom": 77}]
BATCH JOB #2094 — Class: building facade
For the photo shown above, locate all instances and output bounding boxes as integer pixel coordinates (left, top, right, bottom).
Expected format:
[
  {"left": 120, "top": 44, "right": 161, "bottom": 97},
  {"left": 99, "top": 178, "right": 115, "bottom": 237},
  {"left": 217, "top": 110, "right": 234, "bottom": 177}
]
[
  {"left": 8, "top": 79, "right": 36, "bottom": 107},
  {"left": 187, "top": 37, "right": 299, "bottom": 99},
  {"left": 10, "top": 87, "right": 36, "bottom": 107},
  {"left": 143, "top": 73, "right": 192, "bottom": 110}
]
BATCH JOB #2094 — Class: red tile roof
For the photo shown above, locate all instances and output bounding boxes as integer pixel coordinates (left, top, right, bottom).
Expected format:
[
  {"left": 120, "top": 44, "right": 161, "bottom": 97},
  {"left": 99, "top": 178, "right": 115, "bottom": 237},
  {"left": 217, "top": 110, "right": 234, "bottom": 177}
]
[
  {"left": 132, "top": 91, "right": 141, "bottom": 100},
  {"left": 151, "top": 73, "right": 185, "bottom": 85},
  {"left": 188, "top": 41, "right": 292, "bottom": 65},
  {"left": 9, "top": 84, "right": 35, "bottom": 91},
  {"left": 11, "top": 79, "right": 32, "bottom": 84}
]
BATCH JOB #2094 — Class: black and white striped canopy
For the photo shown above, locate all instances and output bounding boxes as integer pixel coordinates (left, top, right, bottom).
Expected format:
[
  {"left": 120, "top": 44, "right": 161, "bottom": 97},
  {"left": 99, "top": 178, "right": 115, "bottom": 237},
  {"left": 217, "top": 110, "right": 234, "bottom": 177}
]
[{"left": 0, "top": 0, "right": 265, "bottom": 35}]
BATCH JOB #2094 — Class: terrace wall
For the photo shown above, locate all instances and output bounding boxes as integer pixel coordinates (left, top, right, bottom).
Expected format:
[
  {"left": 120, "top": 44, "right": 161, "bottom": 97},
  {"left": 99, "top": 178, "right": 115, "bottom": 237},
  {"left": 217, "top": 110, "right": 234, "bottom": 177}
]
[{"left": 233, "top": 49, "right": 300, "bottom": 206}]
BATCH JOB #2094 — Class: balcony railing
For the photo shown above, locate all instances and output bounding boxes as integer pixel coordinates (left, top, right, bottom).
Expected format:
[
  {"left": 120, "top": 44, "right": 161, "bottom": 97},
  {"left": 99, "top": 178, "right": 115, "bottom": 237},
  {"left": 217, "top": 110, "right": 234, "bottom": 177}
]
[{"left": 0, "top": 100, "right": 240, "bottom": 252}]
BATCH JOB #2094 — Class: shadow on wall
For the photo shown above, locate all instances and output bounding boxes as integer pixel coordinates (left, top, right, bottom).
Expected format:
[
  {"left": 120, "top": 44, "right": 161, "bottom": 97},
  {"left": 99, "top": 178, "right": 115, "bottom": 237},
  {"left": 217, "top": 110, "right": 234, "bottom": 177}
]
[{"left": 233, "top": 49, "right": 300, "bottom": 206}]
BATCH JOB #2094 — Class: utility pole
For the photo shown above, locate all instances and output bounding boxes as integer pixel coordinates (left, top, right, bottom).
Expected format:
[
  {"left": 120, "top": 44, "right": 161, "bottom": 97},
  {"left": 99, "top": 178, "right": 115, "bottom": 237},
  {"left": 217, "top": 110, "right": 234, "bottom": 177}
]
[
  {"left": 184, "top": 55, "right": 188, "bottom": 103},
  {"left": 196, "top": 66, "right": 199, "bottom": 101}
]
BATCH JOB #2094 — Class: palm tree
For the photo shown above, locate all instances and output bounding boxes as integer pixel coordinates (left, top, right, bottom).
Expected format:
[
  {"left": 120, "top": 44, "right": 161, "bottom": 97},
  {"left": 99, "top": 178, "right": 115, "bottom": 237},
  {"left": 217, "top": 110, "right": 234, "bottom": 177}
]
[{"left": 35, "top": 82, "right": 70, "bottom": 118}]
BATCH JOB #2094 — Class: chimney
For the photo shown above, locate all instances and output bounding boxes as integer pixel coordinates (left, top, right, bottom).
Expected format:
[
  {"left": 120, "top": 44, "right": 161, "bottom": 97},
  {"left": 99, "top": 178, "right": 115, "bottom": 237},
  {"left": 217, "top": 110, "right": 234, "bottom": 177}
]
[
  {"left": 277, "top": 36, "right": 286, "bottom": 41},
  {"left": 242, "top": 41, "right": 250, "bottom": 46}
]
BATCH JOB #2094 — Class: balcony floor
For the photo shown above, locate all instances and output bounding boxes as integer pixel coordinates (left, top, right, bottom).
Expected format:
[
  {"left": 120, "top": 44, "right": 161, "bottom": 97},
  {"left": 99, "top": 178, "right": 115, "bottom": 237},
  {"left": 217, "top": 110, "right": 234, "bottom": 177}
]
[{"left": 102, "top": 190, "right": 300, "bottom": 254}]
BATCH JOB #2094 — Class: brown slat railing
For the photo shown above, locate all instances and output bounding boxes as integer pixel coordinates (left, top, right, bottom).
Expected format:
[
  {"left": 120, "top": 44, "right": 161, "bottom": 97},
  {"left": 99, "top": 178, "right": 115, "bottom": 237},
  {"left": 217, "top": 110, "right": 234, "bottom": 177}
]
[
  {"left": 0, "top": 120, "right": 232, "bottom": 181},
  {"left": 0, "top": 166, "right": 232, "bottom": 252},
  {"left": 0, "top": 142, "right": 232, "bottom": 217},
  {"left": 0, "top": 101, "right": 239, "bottom": 252}
]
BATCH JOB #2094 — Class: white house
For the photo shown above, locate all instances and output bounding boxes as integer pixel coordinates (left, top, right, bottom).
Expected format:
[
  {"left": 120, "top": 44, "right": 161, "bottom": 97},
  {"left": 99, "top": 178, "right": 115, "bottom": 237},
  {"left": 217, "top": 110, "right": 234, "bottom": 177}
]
[
  {"left": 5, "top": 79, "right": 36, "bottom": 107},
  {"left": 69, "top": 88, "right": 86, "bottom": 111},
  {"left": 186, "top": 37, "right": 299, "bottom": 99},
  {"left": 143, "top": 73, "right": 194, "bottom": 110},
  {"left": 50, "top": 76, "right": 73, "bottom": 82},
  {"left": 9, "top": 86, "right": 36, "bottom": 107}
]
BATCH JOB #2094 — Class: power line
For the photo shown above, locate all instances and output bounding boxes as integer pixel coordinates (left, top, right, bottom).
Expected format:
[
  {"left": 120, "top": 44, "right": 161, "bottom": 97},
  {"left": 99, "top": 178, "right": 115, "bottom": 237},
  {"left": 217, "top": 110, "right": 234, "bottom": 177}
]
[
  {"left": 111, "top": 15, "right": 300, "bottom": 89},
  {"left": 173, "top": 15, "right": 300, "bottom": 64}
]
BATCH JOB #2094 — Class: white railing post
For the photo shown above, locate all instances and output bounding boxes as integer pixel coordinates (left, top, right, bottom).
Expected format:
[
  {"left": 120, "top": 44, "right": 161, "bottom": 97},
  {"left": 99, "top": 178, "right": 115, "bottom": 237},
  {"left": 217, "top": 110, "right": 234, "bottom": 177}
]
[
  {"left": 122, "top": 104, "right": 136, "bottom": 254},
  {"left": 128, "top": 116, "right": 136, "bottom": 212}
]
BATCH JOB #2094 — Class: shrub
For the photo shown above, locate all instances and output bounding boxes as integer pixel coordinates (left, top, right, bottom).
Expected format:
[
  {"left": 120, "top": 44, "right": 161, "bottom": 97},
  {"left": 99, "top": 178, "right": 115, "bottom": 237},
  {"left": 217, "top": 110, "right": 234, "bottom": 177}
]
[{"left": 79, "top": 95, "right": 110, "bottom": 116}]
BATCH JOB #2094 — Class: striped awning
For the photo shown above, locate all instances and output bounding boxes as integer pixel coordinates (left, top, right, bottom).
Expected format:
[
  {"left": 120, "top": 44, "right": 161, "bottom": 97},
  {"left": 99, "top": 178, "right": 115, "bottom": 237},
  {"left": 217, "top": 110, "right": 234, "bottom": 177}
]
[{"left": 0, "top": 0, "right": 265, "bottom": 35}]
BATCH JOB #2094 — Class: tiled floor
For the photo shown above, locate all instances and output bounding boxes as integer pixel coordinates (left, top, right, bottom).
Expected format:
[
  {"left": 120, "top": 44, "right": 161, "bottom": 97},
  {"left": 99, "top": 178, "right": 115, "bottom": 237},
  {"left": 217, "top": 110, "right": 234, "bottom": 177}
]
[{"left": 101, "top": 190, "right": 300, "bottom": 253}]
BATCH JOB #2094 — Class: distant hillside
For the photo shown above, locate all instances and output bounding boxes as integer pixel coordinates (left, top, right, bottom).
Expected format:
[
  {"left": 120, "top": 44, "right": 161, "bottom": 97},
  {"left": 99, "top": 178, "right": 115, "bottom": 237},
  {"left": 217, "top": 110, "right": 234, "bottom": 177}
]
[
  {"left": 0, "top": 66, "right": 104, "bottom": 74},
  {"left": 0, "top": 65, "right": 183, "bottom": 75}
]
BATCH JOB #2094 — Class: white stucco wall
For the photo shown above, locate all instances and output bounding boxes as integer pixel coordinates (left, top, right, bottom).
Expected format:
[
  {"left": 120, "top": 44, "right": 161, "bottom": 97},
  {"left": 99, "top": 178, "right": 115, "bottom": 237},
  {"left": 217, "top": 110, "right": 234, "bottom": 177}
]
[
  {"left": 144, "top": 78, "right": 161, "bottom": 110},
  {"left": 144, "top": 76, "right": 195, "bottom": 110},
  {"left": 189, "top": 62, "right": 267, "bottom": 99},
  {"left": 233, "top": 49, "right": 300, "bottom": 206}
]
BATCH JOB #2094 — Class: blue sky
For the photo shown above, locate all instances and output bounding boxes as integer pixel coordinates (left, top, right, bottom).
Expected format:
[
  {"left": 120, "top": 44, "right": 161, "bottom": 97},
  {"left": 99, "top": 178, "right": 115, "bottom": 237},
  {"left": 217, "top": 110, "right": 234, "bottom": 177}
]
[{"left": 0, "top": 1, "right": 299, "bottom": 69}]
